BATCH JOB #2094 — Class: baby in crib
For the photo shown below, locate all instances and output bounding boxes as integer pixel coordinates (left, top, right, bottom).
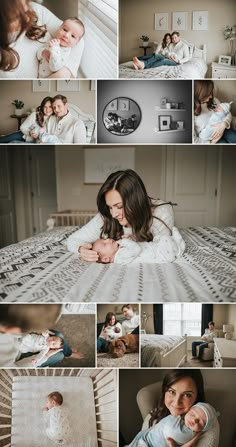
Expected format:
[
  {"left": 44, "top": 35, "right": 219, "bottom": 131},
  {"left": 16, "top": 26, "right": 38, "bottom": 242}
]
[
  {"left": 16, "top": 331, "right": 63, "bottom": 367},
  {"left": 42, "top": 391, "right": 70, "bottom": 445},
  {"left": 37, "top": 18, "right": 85, "bottom": 78},
  {"left": 92, "top": 227, "right": 185, "bottom": 264},
  {"left": 199, "top": 101, "right": 233, "bottom": 143},
  {"left": 24, "top": 124, "right": 62, "bottom": 144},
  {"left": 126, "top": 402, "right": 218, "bottom": 447}
]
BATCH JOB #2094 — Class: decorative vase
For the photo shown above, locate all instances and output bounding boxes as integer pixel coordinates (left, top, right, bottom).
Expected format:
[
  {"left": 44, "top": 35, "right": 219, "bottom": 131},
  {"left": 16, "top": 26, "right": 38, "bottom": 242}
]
[
  {"left": 142, "top": 41, "right": 149, "bottom": 47},
  {"left": 15, "top": 108, "right": 24, "bottom": 116}
]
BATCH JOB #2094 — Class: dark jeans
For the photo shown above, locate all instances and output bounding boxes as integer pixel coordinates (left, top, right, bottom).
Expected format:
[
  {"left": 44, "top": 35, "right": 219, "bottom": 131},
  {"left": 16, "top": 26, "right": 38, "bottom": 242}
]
[
  {"left": 217, "top": 128, "right": 236, "bottom": 144},
  {"left": 192, "top": 341, "right": 208, "bottom": 358},
  {"left": 97, "top": 337, "right": 109, "bottom": 353},
  {"left": 0, "top": 131, "right": 24, "bottom": 143},
  {"left": 139, "top": 53, "right": 177, "bottom": 69}
]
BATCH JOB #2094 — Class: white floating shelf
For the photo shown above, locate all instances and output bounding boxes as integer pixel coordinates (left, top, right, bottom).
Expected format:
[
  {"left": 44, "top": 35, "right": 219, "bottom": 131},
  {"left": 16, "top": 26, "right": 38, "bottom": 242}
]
[
  {"left": 154, "top": 128, "right": 185, "bottom": 134},
  {"left": 155, "top": 106, "right": 186, "bottom": 111}
]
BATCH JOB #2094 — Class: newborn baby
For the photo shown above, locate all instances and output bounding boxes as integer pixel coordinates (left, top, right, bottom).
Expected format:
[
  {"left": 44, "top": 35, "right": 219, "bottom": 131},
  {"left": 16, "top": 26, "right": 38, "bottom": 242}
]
[
  {"left": 126, "top": 402, "right": 218, "bottom": 447},
  {"left": 92, "top": 227, "right": 185, "bottom": 264},
  {"left": 37, "top": 18, "right": 85, "bottom": 78},
  {"left": 199, "top": 101, "right": 233, "bottom": 142},
  {"left": 42, "top": 391, "right": 70, "bottom": 445},
  {"left": 24, "top": 124, "right": 62, "bottom": 144},
  {"left": 16, "top": 331, "right": 63, "bottom": 367}
]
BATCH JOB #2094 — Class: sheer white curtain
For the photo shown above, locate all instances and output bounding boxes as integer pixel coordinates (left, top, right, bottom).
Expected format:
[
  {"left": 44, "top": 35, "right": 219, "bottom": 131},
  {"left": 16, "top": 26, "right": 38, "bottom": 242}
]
[
  {"left": 163, "top": 303, "right": 202, "bottom": 336},
  {"left": 78, "top": 0, "right": 118, "bottom": 78}
]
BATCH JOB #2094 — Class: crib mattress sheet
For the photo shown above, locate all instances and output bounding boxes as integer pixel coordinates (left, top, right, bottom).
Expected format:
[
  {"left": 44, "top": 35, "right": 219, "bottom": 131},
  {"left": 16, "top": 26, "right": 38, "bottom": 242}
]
[{"left": 11, "top": 376, "right": 97, "bottom": 447}]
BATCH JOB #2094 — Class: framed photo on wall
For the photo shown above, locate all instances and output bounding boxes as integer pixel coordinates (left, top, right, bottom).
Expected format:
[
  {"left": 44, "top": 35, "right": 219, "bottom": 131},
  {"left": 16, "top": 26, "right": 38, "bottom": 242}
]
[
  {"left": 56, "top": 80, "right": 80, "bottom": 92},
  {"left": 192, "top": 11, "right": 208, "bottom": 31},
  {"left": 154, "top": 13, "right": 168, "bottom": 31},
  {"left": 107, "top": 99, "right": 118, "bottom": 111},
  {"left": 172, "top": 12, "right": 188, "bottom": 31},
  {"left": 118, "top": 98, "right": 129, "bottom": 111},
  {"left": 32, "top": 80, "right": 50, "bottom": 92},
  {"left": 159, "top": 115, "right": 171, "bottom": 131}
]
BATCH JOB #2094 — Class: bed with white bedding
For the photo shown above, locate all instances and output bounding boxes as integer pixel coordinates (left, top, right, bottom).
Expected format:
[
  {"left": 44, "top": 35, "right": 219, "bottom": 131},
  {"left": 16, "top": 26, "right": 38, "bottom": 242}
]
[
  {"left": 0, "top": 226, "right": 235, "bottom": 302},
  {"left": 141, "top": 334, "right": 187, "bottom": 367},
  {"left": 119, "top": 43, "right": 207, "bottom": 79}
]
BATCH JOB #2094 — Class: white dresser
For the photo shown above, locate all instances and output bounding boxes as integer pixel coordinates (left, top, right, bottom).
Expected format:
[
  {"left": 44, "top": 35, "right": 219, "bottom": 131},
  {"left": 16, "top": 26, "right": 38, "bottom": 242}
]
[
  {"left": 212, "top": 62, "right": 236, "bottom": 79},
  {"left": 213, "top": 338, "right": 236, "bottom": 367}
]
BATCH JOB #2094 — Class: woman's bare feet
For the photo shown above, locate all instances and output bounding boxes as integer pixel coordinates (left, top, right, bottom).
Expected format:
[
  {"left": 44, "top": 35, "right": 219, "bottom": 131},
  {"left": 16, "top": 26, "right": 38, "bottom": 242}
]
[
  {"left": 69, "top": 351, "right": 84, "bottom": 359},
  {"left": 133, "top": 57, "right": 145, "bottom": 70}
]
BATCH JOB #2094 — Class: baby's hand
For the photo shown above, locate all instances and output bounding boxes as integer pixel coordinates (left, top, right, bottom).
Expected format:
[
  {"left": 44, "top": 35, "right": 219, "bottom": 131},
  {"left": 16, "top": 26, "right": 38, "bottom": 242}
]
[
  {"left": 42, "top": 48, "right": 50, "bottom": 62},
  {"left": 49, "top": 39, "right": 60, "bottom": 47},
  {"left": 167, "top": 432, "right": 202, "bottom": 447},
  {"left": 42, "top": 406, "right": 48, "bottom": 412}
]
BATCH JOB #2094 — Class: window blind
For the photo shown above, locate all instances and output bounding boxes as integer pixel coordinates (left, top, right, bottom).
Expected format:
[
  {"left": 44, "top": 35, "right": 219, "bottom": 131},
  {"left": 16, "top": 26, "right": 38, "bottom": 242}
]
[
  {"left": 163, "top": 303, "right": 202, "bottom": 336},
  {"left": 79, "top": 0, "right": 118, "bottom": 78}
]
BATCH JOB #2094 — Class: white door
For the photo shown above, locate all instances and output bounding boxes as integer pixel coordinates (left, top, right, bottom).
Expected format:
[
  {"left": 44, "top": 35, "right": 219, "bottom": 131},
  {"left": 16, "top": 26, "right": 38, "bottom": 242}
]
[
  {"left": 165, "top": 146, "right": 219, "bottom": 227},
  {"left": 30, "top": 147, "right": 57, "bottom": 234},
  {"left": 0, "top": 148, "right": 17, "bottom": 248}
]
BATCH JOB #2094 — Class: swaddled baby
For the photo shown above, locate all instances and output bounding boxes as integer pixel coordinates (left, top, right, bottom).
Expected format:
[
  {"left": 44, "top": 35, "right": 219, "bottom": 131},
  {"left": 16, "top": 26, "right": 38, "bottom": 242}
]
[
  {"left": 199, "top": 101, "right": 233, "bottom": 142},
  {"left": 24, "top": 124, "right": 62, "bottom": 144},
  {"left": 126, "top": 402, "right": 218, "bottom": 447}
]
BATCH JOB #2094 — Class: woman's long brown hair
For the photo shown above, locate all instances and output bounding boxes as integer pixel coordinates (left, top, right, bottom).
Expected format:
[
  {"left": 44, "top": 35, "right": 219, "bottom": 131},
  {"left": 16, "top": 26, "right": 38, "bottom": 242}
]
[
  {"left": 162, "top": 33, "right": 171, "bottom": 49},
  {"left": 0, "top": 0, "right": 47, "bottom": 71},
  {"left": 194, "top": 80, "right": 216, "bottom": 116},
  {"left": 97, "top": 169, "right": 171, "bottom": 242},
  {"left": 149, "top": 369, "right": 205, "bottom": 426},
  {"left": 35, "top": 96, "right": 53, "bottom": 127}
]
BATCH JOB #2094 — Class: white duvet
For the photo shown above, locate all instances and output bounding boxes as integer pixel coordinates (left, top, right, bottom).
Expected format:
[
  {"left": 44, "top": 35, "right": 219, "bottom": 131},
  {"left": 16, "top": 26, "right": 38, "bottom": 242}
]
[
  {"left": 141, "top": 334, "right": 184, "bottom": 367},
  {"left": 119, "top": 57, "right": 207, "bottom": 79}
]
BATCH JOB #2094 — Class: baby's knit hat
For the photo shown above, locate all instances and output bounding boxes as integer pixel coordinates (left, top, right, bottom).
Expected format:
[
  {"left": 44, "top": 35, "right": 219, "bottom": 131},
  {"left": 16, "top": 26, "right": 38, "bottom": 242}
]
[
  {"left": 218, "top": 101, "right": 233, "bottom": 113},
  {"left": 192, "top": 402, "right": 219, "bottom": 431}
]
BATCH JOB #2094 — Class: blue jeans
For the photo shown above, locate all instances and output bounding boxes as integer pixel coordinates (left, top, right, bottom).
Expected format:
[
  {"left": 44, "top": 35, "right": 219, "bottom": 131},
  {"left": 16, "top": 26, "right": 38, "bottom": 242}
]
[
  {"left": 139, "top": 53, "right": 177, "bottom": 68},
  {"left": 217, "top": 128, "right": 236, "bottom": 144},
  {"left": 0, "top": 131, "right": 24, "bottom": 143},
  {"left": 192, "top": 341, "right": 208, "bottom": 358},
  {"left": 97, "top": 337, "right": 109, "bottom": 353}
]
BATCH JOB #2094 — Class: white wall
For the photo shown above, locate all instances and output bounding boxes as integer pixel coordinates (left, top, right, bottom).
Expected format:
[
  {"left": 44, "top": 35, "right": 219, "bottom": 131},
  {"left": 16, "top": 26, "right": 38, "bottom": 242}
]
[{"left": 119, "top": 0, "right": 236, "bottom": 77}]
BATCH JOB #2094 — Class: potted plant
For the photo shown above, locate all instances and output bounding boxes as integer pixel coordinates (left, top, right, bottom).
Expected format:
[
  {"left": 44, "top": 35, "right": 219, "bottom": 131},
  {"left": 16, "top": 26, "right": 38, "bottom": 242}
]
[
  {"left": 140, "top": 35, "right": 149, "bottom": 47},
  {"left": 12, "top": 99, "right": 24, "bottom": 116}
]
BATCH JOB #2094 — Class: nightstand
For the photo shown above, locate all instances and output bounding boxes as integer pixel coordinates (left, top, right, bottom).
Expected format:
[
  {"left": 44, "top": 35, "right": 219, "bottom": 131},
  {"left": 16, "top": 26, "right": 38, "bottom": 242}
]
[
  {"left": 10, "top": 114, "right": 28, "bottom": 130},
  {"left": 213, "top": 338, "right": 236, "bottom": 367},
  {"left": 139, "top": 46, "right": 151, "bottom": 56},
  {"left": 212, "top": 62, "right": 236, "bottom": 79}
]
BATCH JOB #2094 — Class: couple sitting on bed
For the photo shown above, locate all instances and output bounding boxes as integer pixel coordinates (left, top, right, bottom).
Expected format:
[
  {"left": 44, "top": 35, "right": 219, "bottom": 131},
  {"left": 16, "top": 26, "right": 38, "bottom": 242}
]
[
  {"left": 0, "top": 304, "right": 84, "bottom": 368},
  {"left": 0, "top": 95, "right": 86, "bottom": 144},
  {"left": 67, "top": 169, "right": 185, "bottom": 264},
  {"left": 133, "top": 31, "right": 189, "bottom": 70}
]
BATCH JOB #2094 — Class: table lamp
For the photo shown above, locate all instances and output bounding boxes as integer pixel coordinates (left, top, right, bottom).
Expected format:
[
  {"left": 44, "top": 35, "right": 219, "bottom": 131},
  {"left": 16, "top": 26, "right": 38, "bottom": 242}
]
[{"left": 223, "top": 324, "right": 234, "bottom": 340}]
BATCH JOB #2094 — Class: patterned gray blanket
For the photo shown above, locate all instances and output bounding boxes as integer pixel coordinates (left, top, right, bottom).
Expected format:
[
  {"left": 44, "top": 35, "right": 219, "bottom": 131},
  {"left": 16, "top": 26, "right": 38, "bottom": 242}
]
[{"left": 0, "top": 227, "right": 235, "bottom": 302}]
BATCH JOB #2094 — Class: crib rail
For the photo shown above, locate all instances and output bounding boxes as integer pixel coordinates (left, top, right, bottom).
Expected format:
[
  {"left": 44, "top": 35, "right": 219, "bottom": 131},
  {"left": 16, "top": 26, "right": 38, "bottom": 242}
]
[
  {"left": 47, "top": 210, "right": 97, "bottom": 229},
  {"left": 92, "top": 369, "right": 117, "bottom": 447},
  {"left": 0, "top": 371, "right": 13, "bottom": 447}
]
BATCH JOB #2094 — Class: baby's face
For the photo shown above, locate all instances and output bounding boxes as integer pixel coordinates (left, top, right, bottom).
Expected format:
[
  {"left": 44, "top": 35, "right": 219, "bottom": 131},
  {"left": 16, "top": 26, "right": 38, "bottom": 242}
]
[
  {"left": 93, "top": 238, "right": 119, "bottom": 261},
  {"left": 56, "top": 19, "right": 84, "bottom": 48},
  {"left": 47, "top": 336, "right": 62, "bottom": 349},
  {"left": 184, "top": 406, "right": 206, "bottom": 432},
  {"left": 215, "top": 104, "right": 224, "bottom": 112}
]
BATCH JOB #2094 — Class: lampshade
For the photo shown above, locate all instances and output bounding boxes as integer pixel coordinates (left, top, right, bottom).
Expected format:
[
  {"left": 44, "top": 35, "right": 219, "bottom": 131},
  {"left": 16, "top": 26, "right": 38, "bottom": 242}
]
[{"left": 223, "top": 324, "right": 234, "bottom": 332}]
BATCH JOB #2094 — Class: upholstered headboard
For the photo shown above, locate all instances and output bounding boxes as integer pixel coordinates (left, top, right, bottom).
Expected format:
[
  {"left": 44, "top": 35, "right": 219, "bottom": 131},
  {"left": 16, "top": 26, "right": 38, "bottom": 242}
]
[{"left": 68, "top": 103, "right": 96, "bottom": 143}]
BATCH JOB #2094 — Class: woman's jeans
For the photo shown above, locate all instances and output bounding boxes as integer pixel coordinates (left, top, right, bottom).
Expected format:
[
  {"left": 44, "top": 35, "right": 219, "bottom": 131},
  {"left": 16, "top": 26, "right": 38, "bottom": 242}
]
[
  {"left": 192, "top": 341, "right": 208, "bottom": 358},
  {"left": 0, "top": 131, "right": 24, "bottom": 143},
  {"left": 139, "top": 53, "right": 177, "bottom": 68},
  {"left": 217, "top": 128, "right": 236, "bottom": 143},
  {"left": 97, "top": 337, "right": 109, "bottom": 353}
]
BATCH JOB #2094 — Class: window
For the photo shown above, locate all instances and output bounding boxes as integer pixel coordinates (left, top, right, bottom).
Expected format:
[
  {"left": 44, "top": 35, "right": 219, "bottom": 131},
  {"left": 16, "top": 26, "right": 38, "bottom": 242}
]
[
  {"left": 163, "top": 303, "right": 202, "bottom": 336},
  {"left": 78, "top": 0, "right": 118, "bottom": 78}
]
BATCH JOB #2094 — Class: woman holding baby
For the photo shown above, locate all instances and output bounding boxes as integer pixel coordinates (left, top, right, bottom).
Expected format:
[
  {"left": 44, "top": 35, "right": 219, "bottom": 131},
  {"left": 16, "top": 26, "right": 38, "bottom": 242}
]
[
  {"left": 67, "top": 169, "right": 182, "bottom": 262},
  {"left": 0, "top": 0, "right": 84, "bottom": 78},
  {"left": 194, "top": 80, "right": 236, "bottom": 144}
]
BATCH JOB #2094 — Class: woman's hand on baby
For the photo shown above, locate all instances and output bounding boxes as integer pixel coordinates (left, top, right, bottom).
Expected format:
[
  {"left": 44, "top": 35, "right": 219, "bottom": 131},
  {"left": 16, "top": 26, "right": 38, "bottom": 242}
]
[
  {"left": 167, "top": 432, "right": 202, "bottom": 447},
  {"left": 29, "top": 131, "right": 38, "bottom": 139},
  {"left": 210, "top": 122, "right": 226, "bottom": 144},
  {"left": 79, "top": 244, "right": 99, "bottom": 262},
  {"left": 42, "top": 49, "right": 51, "bottom": 62},
  {"left": 49, "top": 39, "right": 60, "bottom": 47}
]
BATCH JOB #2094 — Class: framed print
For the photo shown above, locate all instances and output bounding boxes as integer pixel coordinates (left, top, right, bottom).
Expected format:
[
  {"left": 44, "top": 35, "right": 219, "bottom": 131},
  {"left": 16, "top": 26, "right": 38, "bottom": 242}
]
[
  {"left": 90, "top": 80, "right": 96, "bottom": 90},
  {"left": 159, "top": 115, "right": 171, "bottom": 131},
  {"left": 118, "top": 98, "right": 129, "bottom": 111},
  {"left": 107, "top": 99, "right": 118, "bottom": 111},
  {"left": 32, "top": 80, "right": 50, "bottom": 92},
  {"left": 192, "top": 11, "right": 208, "bottom": 31},
  {"left": 56, "top": 80, "right": 80, "bottom": 92},
  {"left": 218, "top": 55, "right": 232, "bottom": 65},
  {"left": 154, "top": 13, "right": 168, "bottom": 31},
  {"left": 172, "top": 12, "right": 188, "bottom": 31},
  {"left": 84, "top": 147, "right": 135, "bottom": 184}
]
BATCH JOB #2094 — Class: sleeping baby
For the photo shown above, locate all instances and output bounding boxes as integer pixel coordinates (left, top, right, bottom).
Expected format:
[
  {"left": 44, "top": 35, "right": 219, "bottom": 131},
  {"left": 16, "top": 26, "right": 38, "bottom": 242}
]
[
  {"left": 24, "top": 125, "right": 62, "bottom": 144},
  {"left": 37, "top": 18, "right": 85, "bottom": 78},
  {"left": 126, "top": 402, "right": 218, "bottom": 447},
  {"left": 199, "top": 101, "right": 233, "bottom": 143},
  {"left": 92, "top": 227, "right": 185, "bottom": 264},
  {"left": 42, "top": 391, "right": 70, "bottom": 445},
  {"left": 16, "top": 331, "right": 63, "bottom": 367}
]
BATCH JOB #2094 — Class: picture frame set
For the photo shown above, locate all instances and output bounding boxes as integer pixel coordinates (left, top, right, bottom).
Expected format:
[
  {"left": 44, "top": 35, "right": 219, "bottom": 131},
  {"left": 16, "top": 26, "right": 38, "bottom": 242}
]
[
  {"left": 32, "top": 80, "right": 81, "bottom": 93},
  {"left": 106, "top": 98, "right": 130, "bottom": 112},
  {"left": 154, "top": 10, "right": 209, "bottom": 31}
]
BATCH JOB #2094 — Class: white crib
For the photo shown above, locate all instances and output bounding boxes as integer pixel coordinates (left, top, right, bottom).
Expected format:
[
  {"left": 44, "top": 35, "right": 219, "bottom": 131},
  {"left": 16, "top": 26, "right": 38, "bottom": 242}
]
[{"left": 47, "top": 210, "right": 97, "bottom": 229}]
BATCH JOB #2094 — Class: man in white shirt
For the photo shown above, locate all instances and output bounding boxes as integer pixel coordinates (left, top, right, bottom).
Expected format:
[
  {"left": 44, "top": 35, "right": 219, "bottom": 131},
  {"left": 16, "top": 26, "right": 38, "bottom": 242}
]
[
  {"left": 48, "top": 95, "right": 86, "bottom": 143},
  {"left": 121, "top": 304, "right": 140, "bottom": 335},
  {"left": 167, "top": 31, "right": 190, "bottom": 65}
]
